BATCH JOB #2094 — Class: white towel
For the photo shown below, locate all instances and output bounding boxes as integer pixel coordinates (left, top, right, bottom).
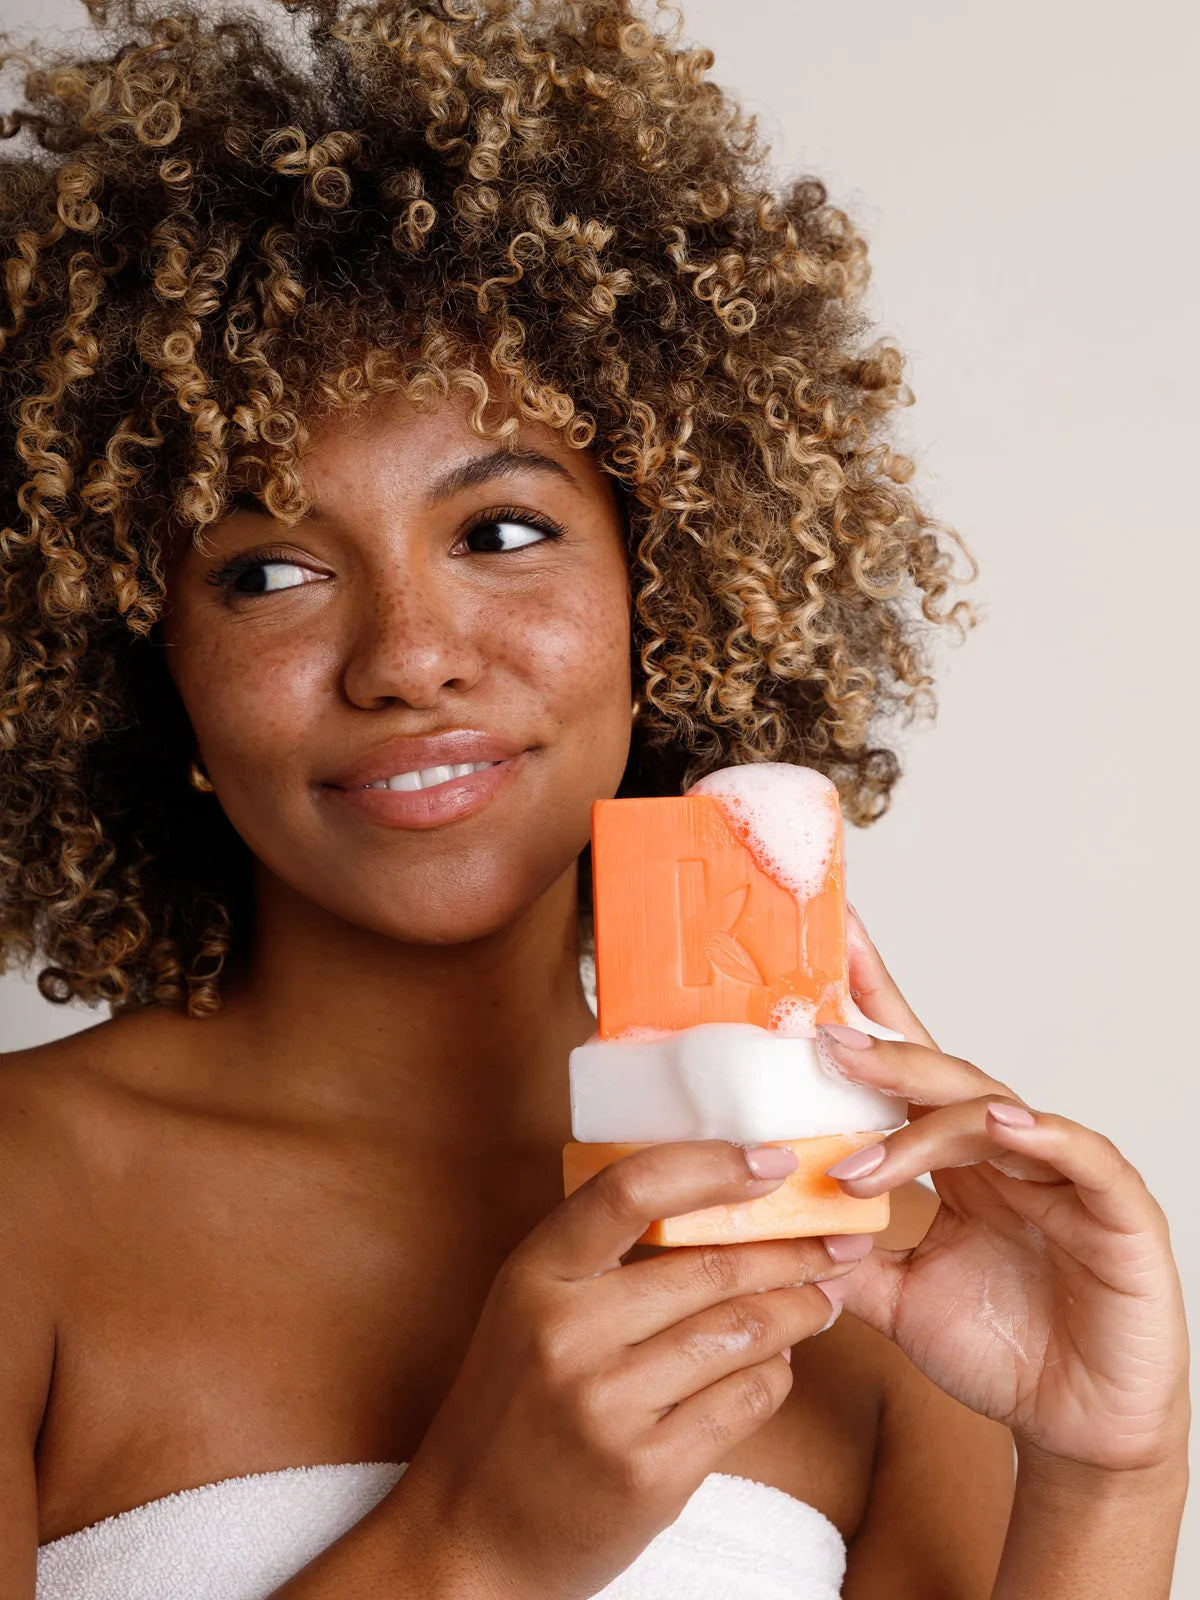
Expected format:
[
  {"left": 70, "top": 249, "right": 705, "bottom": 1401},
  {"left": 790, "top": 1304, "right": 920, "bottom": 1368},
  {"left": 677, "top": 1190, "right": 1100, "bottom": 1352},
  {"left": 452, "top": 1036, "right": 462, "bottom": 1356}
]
[{"left": 36, "top": 1461, "right": 845, "bottom": 1598}]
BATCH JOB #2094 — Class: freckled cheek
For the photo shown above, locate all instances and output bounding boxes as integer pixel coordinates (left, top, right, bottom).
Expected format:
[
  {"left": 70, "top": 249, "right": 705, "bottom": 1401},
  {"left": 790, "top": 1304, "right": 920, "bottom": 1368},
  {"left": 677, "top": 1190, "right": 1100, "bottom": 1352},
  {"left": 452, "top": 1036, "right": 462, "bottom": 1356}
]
[
  {"left": 172, "top": 631, "right": 328, "bottom": 781},
  {"left": 515, "top": 586, "right": 630, "bottom": 718}
]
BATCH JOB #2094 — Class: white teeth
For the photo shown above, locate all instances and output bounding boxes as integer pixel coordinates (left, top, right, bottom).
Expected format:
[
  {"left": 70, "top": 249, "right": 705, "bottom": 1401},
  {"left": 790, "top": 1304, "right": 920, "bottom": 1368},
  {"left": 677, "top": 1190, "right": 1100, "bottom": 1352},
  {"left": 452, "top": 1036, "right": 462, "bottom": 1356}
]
[{"left": 370, "top": 760, "right": 498, "bottom": 792}]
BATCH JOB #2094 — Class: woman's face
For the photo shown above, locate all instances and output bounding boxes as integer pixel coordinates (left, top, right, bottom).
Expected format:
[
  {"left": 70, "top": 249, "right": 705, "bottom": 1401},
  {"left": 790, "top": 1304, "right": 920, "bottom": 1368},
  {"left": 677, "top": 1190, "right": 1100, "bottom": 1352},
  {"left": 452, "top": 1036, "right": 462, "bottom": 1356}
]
[{"left": 160, "top": 388, "right": 634, "bottom": 946}]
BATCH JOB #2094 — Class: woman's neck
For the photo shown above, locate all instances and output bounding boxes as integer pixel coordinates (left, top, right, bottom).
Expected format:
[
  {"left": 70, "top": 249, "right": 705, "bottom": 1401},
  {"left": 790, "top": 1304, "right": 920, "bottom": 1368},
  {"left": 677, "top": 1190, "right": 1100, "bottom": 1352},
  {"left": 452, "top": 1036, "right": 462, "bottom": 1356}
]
[{"left": 165, "top": 862, "right": 596, "bottom": 1157}]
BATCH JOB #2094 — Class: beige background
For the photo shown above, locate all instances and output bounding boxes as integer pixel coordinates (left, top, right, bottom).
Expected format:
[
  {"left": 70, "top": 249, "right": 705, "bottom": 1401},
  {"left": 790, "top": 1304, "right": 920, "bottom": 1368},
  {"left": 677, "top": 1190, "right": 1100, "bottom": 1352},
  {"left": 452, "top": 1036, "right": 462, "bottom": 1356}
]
[{"left": 3, "top": 0, "right": 1197, "bottom": 1586}]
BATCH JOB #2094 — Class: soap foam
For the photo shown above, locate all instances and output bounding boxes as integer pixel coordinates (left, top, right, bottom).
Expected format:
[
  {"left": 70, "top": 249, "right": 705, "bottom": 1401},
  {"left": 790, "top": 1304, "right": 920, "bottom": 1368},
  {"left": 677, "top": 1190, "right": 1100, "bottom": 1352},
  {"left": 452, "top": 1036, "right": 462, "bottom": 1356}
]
[
  {"left": 569, "top": 1022, "right": 906, "bottom": 1143},
  {"left": 686, "top": 762, "right": 840, "bottom": 906},
  {"left": 608, "top": 1024, "right": 675, "bottom": 1043},
  {"left": 680, "top": 763, "right": 907, "bottom": 1046},
  {"left": 766, "top": 994, "right": 818, "bottom": 1035}
]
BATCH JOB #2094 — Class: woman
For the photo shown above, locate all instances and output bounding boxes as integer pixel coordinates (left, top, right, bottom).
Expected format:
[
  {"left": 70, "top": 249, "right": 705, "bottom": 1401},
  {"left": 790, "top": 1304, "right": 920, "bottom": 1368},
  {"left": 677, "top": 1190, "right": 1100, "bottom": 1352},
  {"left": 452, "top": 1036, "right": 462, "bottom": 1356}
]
[{"left": 0, "top": 0, "right": 1187, "bottom": 1596}]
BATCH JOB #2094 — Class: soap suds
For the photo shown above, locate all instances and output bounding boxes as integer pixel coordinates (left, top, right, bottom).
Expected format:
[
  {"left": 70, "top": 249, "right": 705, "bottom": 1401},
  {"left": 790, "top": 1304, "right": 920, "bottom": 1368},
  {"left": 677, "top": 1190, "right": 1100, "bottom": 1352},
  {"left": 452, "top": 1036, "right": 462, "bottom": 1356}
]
[
  {"left": 688, "top": 763, "right": 845, "bottom": 1038},
  {"left": 814, "top": 1026, "right": 855, "bottom": 1084},
  {"left": 977, "top": 1280, "right": 1030, "bottom": 1364},
  {"left": 680, "top": 1325, "right": 758, "bottom": 1359},
  {"left": 687, "top": 762, "right": 840, "bottom": 905},
  {"left": 767, "top": 995, "right": 818, "bottom": 1035},
  {"left": 607, "top": 1024, "right": 676, "bottom": 1043}
]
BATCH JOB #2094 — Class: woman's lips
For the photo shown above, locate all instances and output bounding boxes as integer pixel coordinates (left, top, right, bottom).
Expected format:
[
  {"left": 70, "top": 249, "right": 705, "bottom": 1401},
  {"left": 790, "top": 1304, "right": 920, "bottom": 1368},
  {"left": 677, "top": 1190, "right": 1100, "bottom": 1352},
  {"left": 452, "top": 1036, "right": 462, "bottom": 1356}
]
[{"left": 321, "top": 751, "right": 526, "bottom": 829}]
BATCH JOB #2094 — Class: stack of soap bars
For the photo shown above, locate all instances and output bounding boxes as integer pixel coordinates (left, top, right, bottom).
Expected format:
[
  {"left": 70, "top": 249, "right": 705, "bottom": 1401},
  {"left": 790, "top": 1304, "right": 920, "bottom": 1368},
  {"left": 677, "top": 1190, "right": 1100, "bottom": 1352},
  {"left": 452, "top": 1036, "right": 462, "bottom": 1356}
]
[{"left": 562, "top": 763, "right": 907, "bottom": 1246}]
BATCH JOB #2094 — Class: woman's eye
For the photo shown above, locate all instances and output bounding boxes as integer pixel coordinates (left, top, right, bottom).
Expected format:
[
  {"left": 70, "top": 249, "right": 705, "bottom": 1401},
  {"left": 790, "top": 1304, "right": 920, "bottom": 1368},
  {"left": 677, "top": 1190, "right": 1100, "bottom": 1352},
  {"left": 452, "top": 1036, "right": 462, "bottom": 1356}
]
[
  {"left": 207, "top": 510, "right": 565, "bottom": 596},
  {"left": 241, "top": 561, "right": 317, "bottom": 593},
  {"left": 461, "top": 515, "right": 564, "bottom": 554},
  {"left": 206, "top": 556, "right": 322, "bottom": 595}
]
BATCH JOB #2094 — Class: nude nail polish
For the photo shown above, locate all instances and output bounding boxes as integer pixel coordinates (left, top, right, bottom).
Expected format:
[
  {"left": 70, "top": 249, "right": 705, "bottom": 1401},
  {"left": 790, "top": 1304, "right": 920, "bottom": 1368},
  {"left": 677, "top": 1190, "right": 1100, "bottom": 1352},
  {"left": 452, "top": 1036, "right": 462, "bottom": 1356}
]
[
  {"left": 825, "top": 1143, "right": 886, "bottom": 1181},
  {"left": 986, "top": 1100, "right": 1036, "bottom": 1128},
  {"left": 818, "top": 1022, "right": 873, "bottom": 1050},
  {"left": 822, "top": 1232, "right": 875, "bottom": 1262},
  {"left": 814, "top": 1276, "right": 850, "bottom": 1333}
]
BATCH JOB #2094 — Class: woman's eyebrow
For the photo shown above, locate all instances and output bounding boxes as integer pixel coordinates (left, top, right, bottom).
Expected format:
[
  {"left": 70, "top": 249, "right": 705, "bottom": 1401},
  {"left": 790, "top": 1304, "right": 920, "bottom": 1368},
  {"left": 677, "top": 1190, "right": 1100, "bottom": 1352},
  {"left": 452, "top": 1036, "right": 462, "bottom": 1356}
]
[
  {"left": 228, "top": 447, "right": 582, "bottom": 524},
  {"left": 424, "top": 447, "right": 582, "bottom": 505}
]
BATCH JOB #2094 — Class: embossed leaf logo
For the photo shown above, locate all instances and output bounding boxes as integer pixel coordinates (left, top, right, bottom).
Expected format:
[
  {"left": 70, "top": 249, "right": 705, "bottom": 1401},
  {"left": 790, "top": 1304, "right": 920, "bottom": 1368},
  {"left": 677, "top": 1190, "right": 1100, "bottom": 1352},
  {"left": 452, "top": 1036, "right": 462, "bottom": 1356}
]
[
  {"left": 704, "top": 929, "right": 765, "bottom": 986},
  {"left": 707, "top": 885, "right": 749, "bottom": 931}
]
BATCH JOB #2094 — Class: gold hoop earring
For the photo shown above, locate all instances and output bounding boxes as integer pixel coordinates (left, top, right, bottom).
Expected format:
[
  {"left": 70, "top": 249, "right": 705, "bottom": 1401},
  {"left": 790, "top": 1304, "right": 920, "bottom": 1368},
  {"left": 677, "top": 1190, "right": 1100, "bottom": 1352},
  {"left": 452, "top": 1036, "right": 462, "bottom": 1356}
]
[
  {"left": 188, "top": 758, "right": 214, "bottom": 793},
  {"left": 631, "top": 696, "right": 642, "bottom": 723}
]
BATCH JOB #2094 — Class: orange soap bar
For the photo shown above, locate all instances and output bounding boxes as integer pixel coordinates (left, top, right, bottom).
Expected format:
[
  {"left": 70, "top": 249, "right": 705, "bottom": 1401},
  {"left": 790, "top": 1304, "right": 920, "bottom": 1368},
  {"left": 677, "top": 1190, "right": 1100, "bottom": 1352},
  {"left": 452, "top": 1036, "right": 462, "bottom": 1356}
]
[
  {"left": 590, "top": 785, "right": 849, "bottom": 1040},
  {"left": 563, "top": 1134, "right": 889, "bottom": 1246}
]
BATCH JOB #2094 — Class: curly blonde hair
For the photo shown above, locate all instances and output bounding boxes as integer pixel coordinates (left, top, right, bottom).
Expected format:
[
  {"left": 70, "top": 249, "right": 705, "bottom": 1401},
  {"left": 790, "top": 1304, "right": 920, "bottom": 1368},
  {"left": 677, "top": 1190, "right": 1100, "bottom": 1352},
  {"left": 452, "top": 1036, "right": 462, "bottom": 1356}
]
[{"left": 0, "top": 0, "right": 977, "bottom": 1020}]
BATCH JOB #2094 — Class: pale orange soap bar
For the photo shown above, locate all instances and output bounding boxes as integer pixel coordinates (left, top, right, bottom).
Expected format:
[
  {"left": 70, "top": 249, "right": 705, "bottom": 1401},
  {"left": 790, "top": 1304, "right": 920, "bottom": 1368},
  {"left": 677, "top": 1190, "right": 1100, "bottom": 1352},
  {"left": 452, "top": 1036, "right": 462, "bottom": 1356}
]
[{"left": 564, "top": 1134, "right": 889, "bottom": 1247}]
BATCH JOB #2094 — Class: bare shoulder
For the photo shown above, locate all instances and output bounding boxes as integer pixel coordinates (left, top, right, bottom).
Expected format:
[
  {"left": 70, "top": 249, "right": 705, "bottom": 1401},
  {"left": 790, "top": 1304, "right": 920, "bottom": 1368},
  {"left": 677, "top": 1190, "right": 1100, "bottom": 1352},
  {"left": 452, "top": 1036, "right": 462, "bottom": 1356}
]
[
  {"left": 0, "top": 1020, "right": 118, "bottom": 1253},
  {"left": 0, "top": 1009, "right": 142, "bottom": 1152},
  {"left": 0, "top": 1007, "right": 198, "bottom": 1563},
  {"left": 0, "top": 1002, "right": 202, "bottom": 1337},
  {"left": 0, "top": 1024, "right": 101, "bottom": 1192},
  {"left": 0, "top": 1000, "right": 204, "bottom": 1127},
  {"left": 0, "top": 1004, "right": 197, "bottom": 1250},
  {"left": 0, "top": 1022, "right": 122, "bottom": 1523}
]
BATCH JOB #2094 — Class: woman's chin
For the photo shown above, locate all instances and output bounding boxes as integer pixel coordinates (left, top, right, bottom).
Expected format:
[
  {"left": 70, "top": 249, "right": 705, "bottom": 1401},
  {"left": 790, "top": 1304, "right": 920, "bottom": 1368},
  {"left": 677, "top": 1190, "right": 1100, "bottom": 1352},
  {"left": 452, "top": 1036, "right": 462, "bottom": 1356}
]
[{"left": 345, "top": 898, "right": 541, "bottom": 951}]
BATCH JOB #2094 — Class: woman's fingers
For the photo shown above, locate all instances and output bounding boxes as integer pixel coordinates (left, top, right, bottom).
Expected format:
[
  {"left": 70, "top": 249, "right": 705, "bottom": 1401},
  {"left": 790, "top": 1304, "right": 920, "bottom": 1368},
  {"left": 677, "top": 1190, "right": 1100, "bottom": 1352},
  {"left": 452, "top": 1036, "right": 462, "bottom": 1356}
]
[
  {"left": 605, "top": 1231, "right": 869, "bottom": 1344},
  {"left": 825, "top": 1103, "right": 1175, "bottom": 1348},
  {"left": 641, "top": 1276, "right": 859, "bottom": 1450},
  {"left": 826, "top": 1098, "right": 1064, "bottom": 1191},
  {"left": 815, "top": 1243, "right": 913, "bottom": 1343},
  {"left": 976, "top": 1104, "right": 1168, "bottom": 1238},
  {"left": 624, "top": 1278, "right": 847, "bottom": 1417},
  {"left": 844, "top": 903, "right": 938, "bottom": 1050},
  {"left": 524, "top": 1140, "right": 814, "bottom": 1281},
  {"left": 817, "top": 1027, "right": 1019, "bottom": 1112},
  {"left": 828, "top": 1099, "right": 1164, "bottom": 1240}
]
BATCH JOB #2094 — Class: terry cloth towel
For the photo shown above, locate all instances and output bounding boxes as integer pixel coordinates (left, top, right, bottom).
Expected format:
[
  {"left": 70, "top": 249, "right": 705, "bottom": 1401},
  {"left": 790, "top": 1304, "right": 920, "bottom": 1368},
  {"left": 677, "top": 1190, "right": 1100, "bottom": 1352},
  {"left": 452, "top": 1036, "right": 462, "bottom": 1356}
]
[{"left": 36, "top": 1460, "right": 846, "bottom": 1599}]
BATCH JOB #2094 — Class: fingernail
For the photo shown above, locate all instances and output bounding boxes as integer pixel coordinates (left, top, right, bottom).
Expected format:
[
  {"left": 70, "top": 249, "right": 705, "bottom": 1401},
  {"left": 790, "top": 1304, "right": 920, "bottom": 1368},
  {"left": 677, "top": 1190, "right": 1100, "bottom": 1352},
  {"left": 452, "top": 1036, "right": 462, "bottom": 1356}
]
[
  {"left": 822, "top": 1232, "right": 875, "bottom": 1262},
  {"left": 825, "top": 1143, "right": 886, "bottom": 1181},
  {"left": 986, "top": 1101, "right": 1037, "bottom": 1128},
  {"left": 781, "top": 1345, "right": 792, "bottom": 1364},
  {"left": 818, "top": 1023, "right": 873, "bottom": 1050},
  {"left": 743, "top": 1144, "right": 800, "bottom": 1179},
  {"left": 846, "top": 901, "right": 864, "bottom": 928},
  {"left": 815, "top": 1276, "right": 849, "bottom": 1332}
]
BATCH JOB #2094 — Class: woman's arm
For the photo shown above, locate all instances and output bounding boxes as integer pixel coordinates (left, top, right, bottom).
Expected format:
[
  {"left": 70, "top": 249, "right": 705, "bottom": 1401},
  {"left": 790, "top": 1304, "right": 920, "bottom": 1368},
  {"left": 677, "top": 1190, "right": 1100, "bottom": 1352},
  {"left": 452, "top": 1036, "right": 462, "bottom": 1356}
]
[
  {"left": 264, "top": 1477, "right": 527, "bottom": 1599},
  {"left": 992, "top": 1449, "right": 1188, "bottom": 1600},
  {"left": 843, "top": 1181, "right": 1014, "bottom": 1599},
  {"left": 821, "top": 909, "right": 1191, "bottom": 1599},
  {"left": 843, "top": 1361, "right": 1188, "bottom": 1600},
  {"left": 0, "top": 1273, "right": 45, "bottom": 1600},
  {"left": 842, "top": 1339, "right": 1014, "bottom": 1599},
  {"left": 0, "top": 1072, "right": 62, "bottom": 1600}
]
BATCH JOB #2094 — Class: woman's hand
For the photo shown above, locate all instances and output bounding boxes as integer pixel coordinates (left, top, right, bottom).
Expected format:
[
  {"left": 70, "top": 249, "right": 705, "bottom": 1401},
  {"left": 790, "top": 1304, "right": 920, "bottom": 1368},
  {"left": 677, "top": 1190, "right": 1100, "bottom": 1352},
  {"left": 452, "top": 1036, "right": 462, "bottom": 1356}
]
[
  {"left": 816, "top": 907, "right": 1190, "bottom": 1482},
  {"left": 392, "top": 1140, "right": 864, "bottom": 1600}
]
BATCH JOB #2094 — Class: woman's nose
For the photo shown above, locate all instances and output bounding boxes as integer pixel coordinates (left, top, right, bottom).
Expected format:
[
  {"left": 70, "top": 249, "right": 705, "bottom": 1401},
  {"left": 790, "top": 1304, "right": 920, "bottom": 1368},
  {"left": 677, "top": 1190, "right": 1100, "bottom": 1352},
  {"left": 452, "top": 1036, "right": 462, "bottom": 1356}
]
[{"left": 340, "top": 579, "right": 486, "bottom": 711}]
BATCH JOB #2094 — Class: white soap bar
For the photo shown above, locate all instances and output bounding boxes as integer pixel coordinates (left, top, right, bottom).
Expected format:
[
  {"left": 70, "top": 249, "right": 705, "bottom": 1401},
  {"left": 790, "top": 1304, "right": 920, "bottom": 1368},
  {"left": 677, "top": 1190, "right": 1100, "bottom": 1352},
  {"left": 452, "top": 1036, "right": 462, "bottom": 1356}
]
[{"left": 569, "top": 1022, "right": 907, "bottom": 1144}]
